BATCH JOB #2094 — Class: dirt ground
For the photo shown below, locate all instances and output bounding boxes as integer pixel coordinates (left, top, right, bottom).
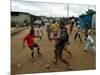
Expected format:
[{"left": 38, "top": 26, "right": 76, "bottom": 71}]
[{"left": 11, "top": 25, "right": 96, "bottom": 75}]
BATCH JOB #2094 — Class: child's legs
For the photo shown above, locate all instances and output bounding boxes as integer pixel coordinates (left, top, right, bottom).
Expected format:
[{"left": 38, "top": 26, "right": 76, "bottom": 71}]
[
  {"left": 58, "top": 49, "right": 63, "bottom": 59},
  {"left": 58, "top": 50, "right": 70, "bottom": 66},
  {"left": 89, "top": 44, "right": 96, "bottom": 53},
  {"left": 48, "top": 33, "right": 50, "bottom": 39},
  {"left": 40, "top": 35, "right": 42, "bottom": 40},
  {"left": 78, "top": 34, "right": 82, "bottom": 41},
  {"left": 29, "top": 46, "right": 34, "bottom": 58},
  {"left": 84, "top": 42, "right": 90, "bottom": 50},
  {"left": 33, "top": 43, "right": 41, "bottom": 54},
  {"left": 38, "top": 35, "right": 42, "bottom": 40},
  {"left": 59, "top": 57, "right": 70, "bottom": 67},
  {"left": 40, "top": 33, "right": 42, "bottom": 40},
  {"left": 57, "top": 44, "right": 70, "bottom": 66},
  {"left": 85, "top": 43, "right": 89, "bottom": 49},
  {"left": 70, "top": 28, "right": 72, "bottom": 34},
  {"left": 54, "top": 49, "right": 63, "bottom": 63},
  {"left": 74, "top": 32, "right": 77, "bottom": 40},
  {"left": 64, "top": 45, "right": 72, "bottom": 57},
  {"left": 54, "top": 49, "right": 58, "bottom": 63},
  {"left": 55, "top": 42, "right": 63, "bottom": 63}
]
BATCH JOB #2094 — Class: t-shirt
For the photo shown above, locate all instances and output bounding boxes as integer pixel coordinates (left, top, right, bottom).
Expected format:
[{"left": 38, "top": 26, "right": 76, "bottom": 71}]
[
  {"left": 71, "top": 19, "right": 75, "bottom": 23},
  {"left": 87, "top": 35, "right": 94, "bottom": 45},
  {"left": 51, "top": 23, "right": 60, "bottom": 32},
  {"left": 46, "top": 25, "right": 51, "bottom": 33},
  {"left": 37, "top": 27, "right": 43, "bottom": 36},
  {"left": 24, "top": 34, "right": 35, "bottom": 46},
  {"left": 60, "top": 29, "right": 69, "bottom": 42},
  {"left": 76, "top": 25, "right": 80, "bottom": 34},
  {"left": 34, "top": 27, "right": 38, "bottom": 36}
]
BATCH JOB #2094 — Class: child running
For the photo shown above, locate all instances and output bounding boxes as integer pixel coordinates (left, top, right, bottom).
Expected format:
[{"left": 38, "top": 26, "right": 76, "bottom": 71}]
[
  {"left": 23, "top": 29, "right": 41, "bottom": 59},
  {"left": 50, "top": 23, "right": 72, "bottom": 70},
  {"left": 74, "top": 23, "right": 82, "bottom": 42},
  {"left": 70, "top": 18, "right": 75, "bottom": 34},
  {"left": 83, "top": 29, "right": 96, "bottom": 53}
]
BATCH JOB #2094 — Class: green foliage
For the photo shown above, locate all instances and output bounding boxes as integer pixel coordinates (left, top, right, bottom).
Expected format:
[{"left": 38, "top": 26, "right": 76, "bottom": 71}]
[
  {"left": 80, "top": 9, "right": 96, "bottom": 16},
  {"left": 86, "top": 9, "right": 96, "bottom": 15}
]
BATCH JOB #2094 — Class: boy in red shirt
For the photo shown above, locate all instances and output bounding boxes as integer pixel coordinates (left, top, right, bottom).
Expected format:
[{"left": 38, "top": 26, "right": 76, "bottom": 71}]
[{"left": 23, "top": 29, "right": 41, "bottom": 59}]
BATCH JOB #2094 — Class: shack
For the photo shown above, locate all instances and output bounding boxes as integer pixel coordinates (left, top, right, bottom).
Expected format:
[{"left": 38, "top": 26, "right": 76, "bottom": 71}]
[{"left": 11, "top": 11, "right": 31, "bottom": 27}]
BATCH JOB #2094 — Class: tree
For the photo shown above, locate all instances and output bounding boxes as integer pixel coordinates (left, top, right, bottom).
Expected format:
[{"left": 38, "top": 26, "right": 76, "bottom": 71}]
[
  {"left": 86, "top": 9, "right": 96, "bottom": 15},
  {"left": 80, "top": 9, "right": 96, "bottom": 16}
]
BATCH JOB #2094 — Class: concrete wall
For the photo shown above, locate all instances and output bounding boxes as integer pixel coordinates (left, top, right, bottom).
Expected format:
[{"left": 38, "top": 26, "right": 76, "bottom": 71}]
[{"left": 11, "top": 13, "right": 31, "bottom": 26}]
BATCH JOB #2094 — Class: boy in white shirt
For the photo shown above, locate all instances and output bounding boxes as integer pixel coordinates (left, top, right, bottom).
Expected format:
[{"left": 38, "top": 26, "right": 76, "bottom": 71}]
[
  {"left": 84, "top": 29, "right": 96, "bottom": 53},
  {"left": 37, "top": 25, "right": 43, "bottom": 40},
  {"left": 74, "top": 23, "right": 82, "bottom": 42}
]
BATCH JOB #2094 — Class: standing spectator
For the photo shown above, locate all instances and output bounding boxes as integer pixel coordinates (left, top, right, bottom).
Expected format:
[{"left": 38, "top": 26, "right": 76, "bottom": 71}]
[
  {"left": 70, "top": 18, "right": 75, "bottom": 34},
  {"left": 51, "top": 21, "right": 60, "bottom": 38},
  {"left": 37, "top": 25, "right": 43, "bottom": 40},
  {"left": 46, "top": 25, "right": 52, "bottom": 40},
  {"left": 74, "top": 23, "right": 82, "bottom": 42}
]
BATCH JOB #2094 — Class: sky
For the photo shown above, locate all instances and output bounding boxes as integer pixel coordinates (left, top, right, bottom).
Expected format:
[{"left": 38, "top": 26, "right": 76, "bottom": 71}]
[{"left": 11, "top": 0, "right": 96, "bottom": 17}]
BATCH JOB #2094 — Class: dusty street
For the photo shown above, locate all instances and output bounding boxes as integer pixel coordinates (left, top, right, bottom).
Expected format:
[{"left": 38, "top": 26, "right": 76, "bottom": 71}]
[{"left": 11, "top": 25, "right": 96, "bottom": 75}]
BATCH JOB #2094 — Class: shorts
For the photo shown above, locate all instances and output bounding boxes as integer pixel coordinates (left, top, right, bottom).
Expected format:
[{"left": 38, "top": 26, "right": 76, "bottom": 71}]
[
  {"left": 29, "top": 44, "right": 39, "bottom": 51},
  {"left": 55, "top": 40, "right": 65, "bottom": 50}
]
